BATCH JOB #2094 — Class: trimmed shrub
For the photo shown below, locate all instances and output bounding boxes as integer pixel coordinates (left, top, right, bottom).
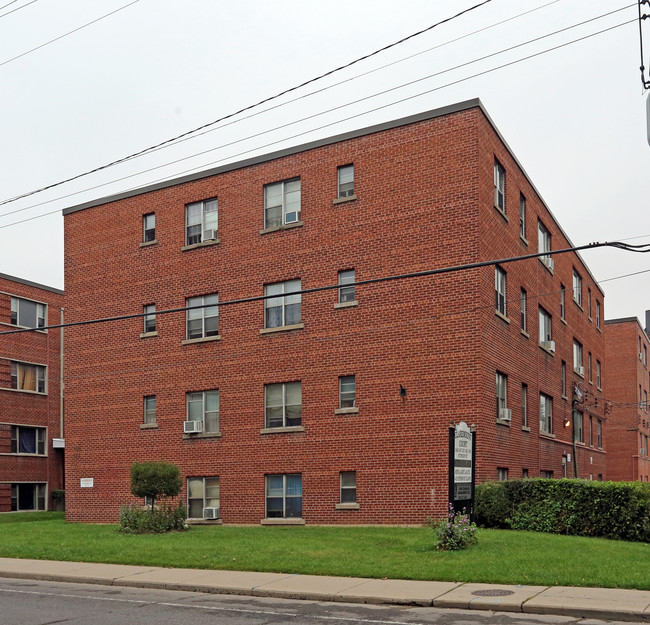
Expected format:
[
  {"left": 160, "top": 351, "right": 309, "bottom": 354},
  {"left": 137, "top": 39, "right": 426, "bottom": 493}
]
[
  {"left": 475, "top": 479, "right": 650, "bottom": 542},
  {"left": 119, "top": 502, "right": 188, "bottom": 534},
  {"left": 129, "top": 461, "right": 182, "bottom": 510}
]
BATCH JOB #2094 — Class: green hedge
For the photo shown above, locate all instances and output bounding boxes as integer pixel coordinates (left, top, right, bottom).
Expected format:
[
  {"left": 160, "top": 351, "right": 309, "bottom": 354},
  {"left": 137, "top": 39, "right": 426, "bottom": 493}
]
[{"left": 475, "top": 479, "right": 650, "bottom": 542}]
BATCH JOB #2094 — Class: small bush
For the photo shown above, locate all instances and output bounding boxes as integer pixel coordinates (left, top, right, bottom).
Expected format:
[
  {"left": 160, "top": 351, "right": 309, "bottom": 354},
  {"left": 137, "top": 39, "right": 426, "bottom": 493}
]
[
  {"left": 434, "top": 504, "right": 479, "bottom": 551},
  {"left": 51, "top": 489, "right": 65, "bottom": 511},
  {"left": 130, "top": 462, "right": 182, "bottom": 510},
  {"left": 119, "top": 502, "right": 188, "bottom": 534}
]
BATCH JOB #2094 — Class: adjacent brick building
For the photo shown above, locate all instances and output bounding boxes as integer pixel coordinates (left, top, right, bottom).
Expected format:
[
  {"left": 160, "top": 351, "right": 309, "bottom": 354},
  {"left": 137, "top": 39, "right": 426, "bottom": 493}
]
[
  {"left": 0, "top": 273, "right": 64, "bottom": 512},
  {"left": 62, "top": 99, "right": 606, "bottom": 524},
  {"left": 604, "top": 313, "right": 650, "bottom": 481}
]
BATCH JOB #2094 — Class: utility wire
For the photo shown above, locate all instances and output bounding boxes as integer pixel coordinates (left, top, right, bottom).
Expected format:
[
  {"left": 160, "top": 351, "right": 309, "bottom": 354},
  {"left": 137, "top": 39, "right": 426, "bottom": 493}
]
[
  {"left": 0, "top": 14, "right": 635, "bottom": 228},
  {"left": 0, "top": 0, "right": 38, "bottom": 18},
  {"left": 0, "top": 0, "right": 22, "bottom": 10},
  {"left": 1, "top": 240, "right": 649, "bottom": 336},
  {"left": 0, "top": 1, "right": 498, "bottom": 206}
]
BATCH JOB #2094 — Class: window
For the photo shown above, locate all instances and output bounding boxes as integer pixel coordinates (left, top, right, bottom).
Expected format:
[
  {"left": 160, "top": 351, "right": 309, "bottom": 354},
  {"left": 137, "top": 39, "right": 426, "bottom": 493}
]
[
  {"left": 11, "top": 483, "right": 45, "bottom": 511},
  {"left": 11, "top": 426, "right": 46, "bottom": 454},
  {"left": 522, "top": 469, "right": 529, "bottom": 478},
  {"left": 572, "top": 269, "right": 582, "bottom": 306},
  {"left": 589, "top": 415, "right": 593, "bottom": 447},
  {"left": 337, "top": 164, "right": 354, "bottom": 198},
  {"left": 574, "top": 410, "right": 584, "bottom": 443},
  {"left": 265, "top": 381, "right": 301, "bottom": 428},
  {"left": 596, "top": 300, "right": 601, "bottom": 329},
  {"left": 143, "top": 213, "right": 155, "bottom": 242},
  {"left": 588, "top": 352, "right": 592, "bottom": 383},
  {"left": 596, "top": 360, "right": 602, "bottom": 388},
  {"left": 340, "top": 471, "right": 357, "bottom": 503},
  {"left": 339, "top": 375, "right": 356, "bottom": 409},
  {"left": 538, "top": 221, "right": 552, "bottom": 267},
  {"left": 185, "top": 198, "right": 218, "bottom": 245},
  {"left": 573, "top": 339, "right": 583, "bottom": 372},
  {"left": 644, "top": 345, "right": 648, "bottom": 367},
  {"left": 266, "top": 474, "right": 302, "bottom": 519},
  {"left": 143, "top": 304, "right": 156, "bottom": 334},
  {"left": 338, "top": 270, "right": 355, "bottom": 303},
  {"left": 496, "top": 372, "right": 507, "bottom": 418},
  {"left": 10, "top": 362, "right": 46, "bottom": 393},
  {"left": 264, "top": 280, "right": 301, "bottom": 328},
  {"left": 494, "top": 159, "right": 505, "bottom": 212},
  {"left": 264, "top": 179, "right": 301, "bottom": 229},
  {"left": 187, "top": 477, "right": 219, "bottom": 519},
  {"left": 186, "top": 390, "right": 219, "bottom": 433},
  {"left": 520, "top": 288, "right": 527, "bottom": 332},
  {"left": 561, "top": 361, "right": 567, "bottom": 397},
  {"left": 519, "top": 194, "right": 526, "bottom": 239},
  {"left": 495, "top": 267, "right": 507, "bottom": 316},
  {"left": 540, "top": 393, "right": 553, "bottom": 434},
  {"left": 186, "top": 294, "right": 219, "bottom": 340},
  {"left": 144, "top": 395, "right": 156, "bottom": 425},
  {"left": 541, "top": 470, "right": 554, "bottom": 479},
  {"left": 560, "top": 285, "right": 566, "bottom": 320},
  {"left": 645, "top": 391, "right": 648, "bottom": 414},
  {"left": 10, "top": 297, "right": 45, "bottom": 329},
  {"left": 497, "top": 468, "right": 509, "bottom": 481},
  {"left": 587, "top": 288, "right": 592, "bottom": 318},
  {"left": 538, "top": 307, "right": 552, "bottom": 345},
  {"left": 597, "top": 419, "right": 602, "bottom": 448},
  {"left": 521, "top": 384, "right": 528, "bottom": 427}
]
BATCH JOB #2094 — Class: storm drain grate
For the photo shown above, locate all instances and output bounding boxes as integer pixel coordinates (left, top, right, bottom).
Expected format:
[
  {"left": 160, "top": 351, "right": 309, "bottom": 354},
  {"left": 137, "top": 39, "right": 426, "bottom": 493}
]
[{"left": 471, "top": 589, "right": 515, "bottom": 597}]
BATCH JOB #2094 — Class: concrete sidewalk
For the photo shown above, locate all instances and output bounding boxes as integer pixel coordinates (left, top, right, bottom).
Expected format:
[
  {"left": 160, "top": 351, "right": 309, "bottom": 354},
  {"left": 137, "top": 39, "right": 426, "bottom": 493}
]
[{"left": 0, "top": 557, "right": 649, "bottom": 622}]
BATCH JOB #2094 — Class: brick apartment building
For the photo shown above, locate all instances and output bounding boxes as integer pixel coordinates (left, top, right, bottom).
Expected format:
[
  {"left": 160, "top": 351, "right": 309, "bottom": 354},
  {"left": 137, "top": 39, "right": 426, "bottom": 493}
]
[
  {"left": 62, "top": 99, "right": 606, "bottom": 524},
  {"left": 0, "top": 273, "right": 64, "bottom": 512},
  {"left": 604, "top": 313, "right": 650, "bottom": 481}
]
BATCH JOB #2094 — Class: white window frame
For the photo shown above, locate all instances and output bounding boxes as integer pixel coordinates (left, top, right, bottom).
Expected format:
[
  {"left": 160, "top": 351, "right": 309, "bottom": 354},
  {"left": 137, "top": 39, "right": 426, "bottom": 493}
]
[
  {"left": 573, "top": 409, "right": 584, "bottom": 443},
  {"left": 264, "top": 179, "right": 301, "bottom": 229},
  {"left": 10, "top": 361, "right": 46, "bottom": 394},
  {"left": 340, "top": 471, "right": 357, "bottom": 503},
  {"left": 264, "top": 280, "right": 301, "bottom": 328},
  {"left": 496, "top": 372, "right": 507, "bottom": 417},
  {"left": 596, "top": 360, "right": 602, "bottom": 388},
  {"left": 597, "top": 419, "right": 602, "bottom": 448},
  {"left": 187, "top": 476, "right": 219, "bottom": 519},
  {"left": 265, "top": 381, "right": 302, "bottom": 428},
  {"left": 538, "top": 307, "right": 552, "bottom": 344},
  {"left": 11, "top": 483, "right": 46, "bottom": 511},
  {"left": 494, "top": 159, "right": 505, "bottom": 212},
  {"left": 338, "top": 270, "right": 355, "bottom": 303},
  {"left": 561, "top": 361, "right": 567, "bottom": 397},
  {"left": 143, "top": 304, "right": 156, "bottom": 334},
  {"left": 265, "top": 473, "right": 302, "bottom": 519},
  {"left": 10, "top": 296, "right": 46, "bottom": 330},
  {"left": 497, "top": 468, "right": 509, "bottom": 481},
  {"left": 144, "top": 395, "right": 156, "bottom": 424},
  {"left": 572, "top": 269, "right": 583, "bottom": 306},
  {"left": 520, "top": 288, "right": 527, "bottom": 332},
  {"left": 596, "top": 300, "right": 601, "bottom": 329},
  {"left": 186, "top": 294, "right": 219, "bottom": 340},
  {"left": 495, "top": 267, "right": 507, "bottom": 316},
  {"left": 521, "top": 383, "right": 528, "bottom": 427},
  {"left": 185, "top": 198, "right": 218, "bottom": 245},
  {"left": 186, "top": 390, "right": 219, "bottom": 433},
  {"left": 540, "top": 393, "right": 553, "bottom": 434},
  {"left": 339, "top": 375, "right": 356, "bottom": 409},
  {"left": 143, "top": 213, "right": 155, "bottom": 242},
  {"left": 337, "top": 164, "right": 354, "bottom": 198},
  {"left": 573, "top": 339, "right": 583, "bottom": 372},
  {"left": 11, "top": 425, "right": 46, "bottom": 455},
  {"left": 538, "top": 221, "right": 552, "bottom": 264},
  {"left": 519, "top": 194, "right": 526, "bottom": 239}
]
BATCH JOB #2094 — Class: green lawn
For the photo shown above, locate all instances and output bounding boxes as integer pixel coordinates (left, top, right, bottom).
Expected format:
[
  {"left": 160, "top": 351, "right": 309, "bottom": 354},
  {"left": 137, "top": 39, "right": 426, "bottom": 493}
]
[{"left": 1, "top": 512, "right": 649, "bottom": 590}]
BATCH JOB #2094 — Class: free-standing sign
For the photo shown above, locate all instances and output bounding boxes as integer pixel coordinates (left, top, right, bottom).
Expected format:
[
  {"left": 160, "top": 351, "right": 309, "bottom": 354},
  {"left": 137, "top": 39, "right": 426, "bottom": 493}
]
[{"left": 448, "top": 421, "right": 476, "bottom": 518}]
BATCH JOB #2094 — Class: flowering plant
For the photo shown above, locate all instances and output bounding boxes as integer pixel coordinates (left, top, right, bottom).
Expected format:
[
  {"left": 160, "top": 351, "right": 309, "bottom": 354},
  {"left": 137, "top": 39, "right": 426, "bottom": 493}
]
[{"left": 435, "top": 503, "right": 478, "bottom": 551}]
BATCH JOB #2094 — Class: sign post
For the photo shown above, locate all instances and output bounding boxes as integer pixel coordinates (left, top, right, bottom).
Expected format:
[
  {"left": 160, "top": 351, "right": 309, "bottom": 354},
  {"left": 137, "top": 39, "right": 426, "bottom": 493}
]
[{"left": 448, "top": 421, "right": 476, "bottom": 519}]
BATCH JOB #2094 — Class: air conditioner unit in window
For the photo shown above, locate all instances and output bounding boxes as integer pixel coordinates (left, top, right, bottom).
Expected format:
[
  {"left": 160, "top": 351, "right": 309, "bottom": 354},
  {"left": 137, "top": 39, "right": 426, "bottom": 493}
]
[
  {"left": 184, "top": 420, "right": 203, "bottom": 434},
  {"left": 576, "top": 366, "right": 585, "bottom": 376},
  {"left": 203, "top": 507, "right": 220, "bottom": 520},
  {"left": 541, "top": 340, "right": 556, "bottom": 352},
  {"left": 499, "top": 408, "right": 512, "bottom": 421},
  {"left": 542, "top": 257, "right": 554, "bottom": 271},
  {"left": 203, "top": 228, "right": 217, "bottom": 241}
]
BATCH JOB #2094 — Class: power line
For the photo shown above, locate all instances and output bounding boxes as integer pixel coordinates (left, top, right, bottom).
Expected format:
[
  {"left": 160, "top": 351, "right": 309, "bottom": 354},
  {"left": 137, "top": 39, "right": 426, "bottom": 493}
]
[
  {"left": 0, "top": 0, "right": 39, "bottom": 19},
  {"left": 0, "top": 14, "right": 635, "bottom": 229},
  {"left": 0, "top": 0, "right": 22, "bottom": 10},
  {"left": 1, "top": 240, "right": 649, "bottom": 336}
]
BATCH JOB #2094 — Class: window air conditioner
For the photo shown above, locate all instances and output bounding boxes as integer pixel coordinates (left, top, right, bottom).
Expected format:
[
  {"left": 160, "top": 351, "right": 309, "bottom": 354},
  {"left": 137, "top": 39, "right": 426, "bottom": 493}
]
[
  {"left": 203, "top": 228, "right": 217, "bottom": 241},
  {"left": 543, "top": 257, "right": 554, "bottom": 271},
  {"left": 184, "top": 420, "right": 203, "bottom": 434},
  {"left": 203, "top": 507, "right": 220, "bottom": 520},
  {"left": 499, "top": 408, "right": 512, "bottom": 421},
  {"left": 541, "top": 340, "right": 556, "bottom": 352},
  {"left": 576, "top": 366, "right": 585, "bottom": 376}
]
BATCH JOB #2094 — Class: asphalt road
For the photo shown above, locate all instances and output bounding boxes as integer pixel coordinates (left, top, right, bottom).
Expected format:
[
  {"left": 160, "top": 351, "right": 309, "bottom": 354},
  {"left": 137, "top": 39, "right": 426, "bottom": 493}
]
[{"left": 0, "top": 577, "right": 636, "bottom": 625}]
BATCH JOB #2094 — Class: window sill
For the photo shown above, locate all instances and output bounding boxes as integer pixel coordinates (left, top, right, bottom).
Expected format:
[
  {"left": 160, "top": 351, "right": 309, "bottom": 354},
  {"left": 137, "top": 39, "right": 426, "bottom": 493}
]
[
  {"left": 0, "top": 452, "right": 47, "bottom": 458},
  {"left": 140, "top": 423, "right": 158, "bottom": 430},
  {"left": 575, "top": 441, "right": 586, "bottom": 447},
  {"left": 560, "top": 317, "right": 567, "bottom": 325},
  {"left": 520, "top": 236, "right": 529, "bottom": 246},
  {"left": 520, "top": 329, "right": 529, "bottom": 338},
  {"left": 259, "top": 323, "right": 304, "bottom": 335},
  {"left": 181, "top": 238, "right": 220, "bottom": 252},
  {"left": 261, "top": 518, "right": 305, "bottom": 525},
  {"left": 188, "top": 518, "right": 223, "bottom": 525},
  {"left": 140, "top": 331, "right": 158, "bottom": 339},
  {"left": 1, "top": 388, "right": 47, "bottom": 396},
  {"left": 573, "top": 300, "right": 584, "bottom": 312},
  {"left": 182, "top": 432, "right": 222, "bottom": 440},
  {"left": 494, "top": 206, "right": 509, "bottom": 222},
  {"left": 521, "top": 426, "right": 531, "bottom": 432},
  {"left": 540, "top": 431, "right": 555, "bottom": 439},
  {"left": 260, "top": 221, "right": 304, "bottom": 235},
  {"left": 539, "top": 257, "right": 554, "bottom": 275},
  {"left": 539, "top": 344, "right": 555, "bottom": 356},
  {"left": 334, "top": 407, "right": 359, "bottom": 415},
  {"left": 335, "top": 503, "right": 360, "bottom": 510},
  {"left": 573, "top": 368, "right": 585, "bottom": 378},
  {"left": 139, "top": 240, "right": 158, "bottom": 248},
  {"left": 181, "top": 335, "right": 221, "bottom": 346},
  {"left": 333, "top": 194, "right": 357, "bottom": 205},
  {"left": 561, "top": 394, "right": 568, "bottom": 401},
  {"left": 260, "top": 426, "right": 305, "bottom": 435},
  {"left": 495, "top": 311, "right": 510, "bottom": 324},
  {"left": 496, "top": 418, "right": 511, "bottom": 427},
  {"left": 334, "top": 300, "right": 358, "bottom": 309}
]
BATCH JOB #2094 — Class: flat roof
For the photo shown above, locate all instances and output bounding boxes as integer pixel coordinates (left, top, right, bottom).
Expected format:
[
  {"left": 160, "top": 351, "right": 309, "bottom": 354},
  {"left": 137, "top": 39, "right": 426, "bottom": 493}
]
[{"left": 0, "top": 272, "right": 64, "bottom": 295}]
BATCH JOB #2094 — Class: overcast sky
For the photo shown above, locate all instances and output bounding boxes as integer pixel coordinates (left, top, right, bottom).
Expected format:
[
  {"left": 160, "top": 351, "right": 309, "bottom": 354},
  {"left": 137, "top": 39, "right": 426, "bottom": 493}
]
[{"left": 1, "top": 0, "right": 648, "bottom": 324}]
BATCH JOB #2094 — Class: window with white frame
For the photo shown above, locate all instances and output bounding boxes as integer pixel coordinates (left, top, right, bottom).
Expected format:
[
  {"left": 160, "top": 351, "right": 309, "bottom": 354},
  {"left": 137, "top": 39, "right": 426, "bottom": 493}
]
[
  {"left": 143, "top": 304, "right": 156, "bottom": 334},
  {"left": 187, "top": 477, "right": 219, "bottom": 519},
  {"left": 143, "top": 213, "right": 155, "bottom": 242},
  {"left": 11, "top": 426, "right": 45, "bottom": 454},
  {"left": 538, "top": 221, "right": 552, "bottom": 265},
  {"left": 588, "top": 352, "right": 592, "bottom": 383},
  {"left": 339, "top": 375, "right": 356, "bottom": 408},
  {"left": 186, "top": 390, "right": 219, "bottom": 433},
  {"left": 587, "top": 288, "right": 592, "bottom": 318},
  {"left": 186, "top": 294, "right": 219, "bottom": 339},
  {"left": 572, "top": 269, "right": 583, "bottom": 306},
  {"left": 337, "top": 164, "right": 354, "bottom": 198},
  {"left": 264, "top": 179, "right": 301, "bottom": 229},
  {"left": 561, "top": 361, "right": 567, "bottom": 397},
  {"left": 265, "top": 381, "right": 301, "bottom": 428},
  {"left": 519, "top": 194, "right": 526, "bottom": 239},
  {"left": 573, "top": 339, "right": 583, "bottom": 372},
  {"left": 521, "top": 383, "right": 528, "bottom": 427},
  {"left": 597, "top": 419, "right": 602, "bottom": 448},
  {"left": 10, "top": 297, "right": 46, "bottom": 329},
  {"left": 540, "top": 470, "right": 554, "bottom": 479},
  {"left": 560, "top": 284, "right": 566, "bottom": 320},
  {"left": 264, "top": 280, "right": 301, "bottom": 328},
  {"left": 520, "top": 288, "right": 527, "bottom": 332},
  {"left": 340, "top": 471, "right": 357, "bottom": 503},
  {"left": 538, "top": 307, "right": 552, "bottom": 345},
  {"left": 497, "top": 467, "right": 509, "bottom": 481},
  {"left": 495, "top": 266, "right": 507, "bottom": 316},
  {"left": 10, "top": 362, "right": 46, "bottom": 393},
  {"left": 494, "top": 159, "right": 505, "bottom": 212},
  {"left": 596, "top": 360, "right": 601, "bottom": 388},
  {"left": 11, "top": 483, "right": 46, "bottom": 511},
  {"left": 596, "top": 300, "right": 601, "bottom": 329},
  {"left": 496, "top": 372, "right": 507, "bottom": 419},
  {"left": 266, "top": 473, "right": 302, "bottom": 519},
  {"left": 144, "top": 395, "right": 156, "bottom": 425},
  {"left": 540, "top": 393, "right": 553, "bottom": 434},
  {"left": 573, "top": 410, "right": 584, "bottom": 443},
  {"left": 337, "top": 270, "right": 355, "bottom": 303},
  {"left": 185, "top": 198, "right": 218, "bottom": 245}
]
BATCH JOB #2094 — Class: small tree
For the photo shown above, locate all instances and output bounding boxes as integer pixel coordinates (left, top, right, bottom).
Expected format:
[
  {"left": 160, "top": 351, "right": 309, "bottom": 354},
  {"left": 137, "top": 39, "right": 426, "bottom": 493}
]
[{"left": 130, "top": 461, "right": 182, "bottom": 511}]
